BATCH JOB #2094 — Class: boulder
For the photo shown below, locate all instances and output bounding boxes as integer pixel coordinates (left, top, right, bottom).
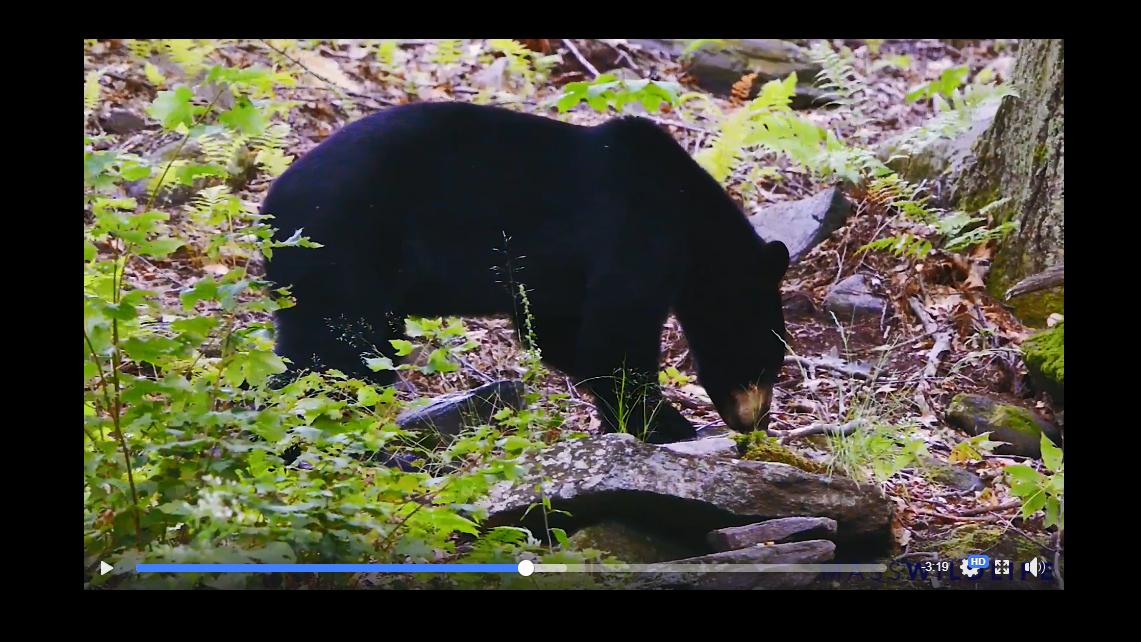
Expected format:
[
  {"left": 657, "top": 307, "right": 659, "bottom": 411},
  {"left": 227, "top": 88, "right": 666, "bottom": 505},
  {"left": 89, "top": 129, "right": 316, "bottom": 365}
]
[
  {"left": 945, "top": 394, "right": 1061, "bottom": 458},
  {"left": 1021, "top": 323, "right": 1064, "bottom": 405},
  {"left": 481, "top": 433, "right": 893, "bottom": 544},
  {"left": 877, "top": 100, "right": 1000, "bottom": 205},
  {"left": 749, "top": 187, "right": 854, "bottom": 263}
]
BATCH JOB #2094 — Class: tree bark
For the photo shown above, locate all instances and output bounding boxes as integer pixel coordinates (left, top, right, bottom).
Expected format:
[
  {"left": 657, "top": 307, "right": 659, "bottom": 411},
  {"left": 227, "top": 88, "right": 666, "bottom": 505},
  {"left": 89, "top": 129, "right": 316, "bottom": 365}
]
[{"left": 953, "top": 39, "right": 1064, "bottom": 326}]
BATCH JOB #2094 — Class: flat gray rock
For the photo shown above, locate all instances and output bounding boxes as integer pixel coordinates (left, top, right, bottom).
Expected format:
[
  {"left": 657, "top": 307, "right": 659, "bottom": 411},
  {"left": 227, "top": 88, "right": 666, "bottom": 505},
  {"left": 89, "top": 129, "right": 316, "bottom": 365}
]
[
  {"left": 397, "top": 379, "right": 523, "bottom": 443},
  {"left": 626, "top": 539, "right": 836, "bottom": 589},
  {"left": 662, "top": 437, "right": 739, "bottom": 458},
  {"left": 99, "top": 108, "right": 148, "bottom": 135},
  {"left": 823, "top": 274, "right": 887, "bottom": 320},
  {"left": 707, "top": 516, "right": 838, "bottom": 551},
  {"left": 749, "top": 188, "right": 853, "bottom": 263}
]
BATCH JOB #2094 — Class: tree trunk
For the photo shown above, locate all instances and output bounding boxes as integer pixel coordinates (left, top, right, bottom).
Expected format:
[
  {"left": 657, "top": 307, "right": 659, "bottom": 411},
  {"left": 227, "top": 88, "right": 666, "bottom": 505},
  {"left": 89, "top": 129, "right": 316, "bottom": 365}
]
[{"left": 953, "top": 39, "right": 1064, "bottom": 326}]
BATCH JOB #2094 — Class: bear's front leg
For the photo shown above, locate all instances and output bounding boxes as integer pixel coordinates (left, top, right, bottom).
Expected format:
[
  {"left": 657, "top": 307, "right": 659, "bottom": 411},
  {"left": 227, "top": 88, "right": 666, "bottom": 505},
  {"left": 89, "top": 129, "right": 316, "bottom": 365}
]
[{"left": 574, "top": 298, "right": 697, "bottom": 444}]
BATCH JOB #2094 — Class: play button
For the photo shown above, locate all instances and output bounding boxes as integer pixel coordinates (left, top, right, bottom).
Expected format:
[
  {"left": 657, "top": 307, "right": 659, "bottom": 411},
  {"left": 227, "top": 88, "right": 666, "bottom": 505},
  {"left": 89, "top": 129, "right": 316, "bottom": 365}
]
[{"left": 100, "top": 561, "right": 113, "bottom": 576}]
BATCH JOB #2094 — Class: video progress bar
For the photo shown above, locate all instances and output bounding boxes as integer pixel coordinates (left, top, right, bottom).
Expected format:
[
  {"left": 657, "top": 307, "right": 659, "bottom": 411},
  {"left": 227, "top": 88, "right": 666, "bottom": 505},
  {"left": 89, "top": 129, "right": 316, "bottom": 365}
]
[{"left": 135, "top": 563, "right": 886, "bottom": 574}]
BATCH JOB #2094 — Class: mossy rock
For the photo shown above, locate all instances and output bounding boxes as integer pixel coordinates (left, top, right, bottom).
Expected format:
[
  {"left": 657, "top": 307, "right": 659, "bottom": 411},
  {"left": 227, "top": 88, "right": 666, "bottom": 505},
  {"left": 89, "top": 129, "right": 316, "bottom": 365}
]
[
  {"left": 920, "top": 524, "right": 1050, "bottom": 562},
  {"left": 566, "top": 520, "right": 701, "bottom": 564},
  {"left": 985, "top": 244, "right": 1064, "bottom": 327},
  {"left": 945, "top": 394, "right": 1061, "bottom": 458},
  {"left": 734, "top": 431, "right": 829, "bottom": 474},
  {"left": 921, "top": 457, "right": 984, "bottom": 492},
  {"left": 1022, "top": 323, "right": 1064, "bottom": 405}
]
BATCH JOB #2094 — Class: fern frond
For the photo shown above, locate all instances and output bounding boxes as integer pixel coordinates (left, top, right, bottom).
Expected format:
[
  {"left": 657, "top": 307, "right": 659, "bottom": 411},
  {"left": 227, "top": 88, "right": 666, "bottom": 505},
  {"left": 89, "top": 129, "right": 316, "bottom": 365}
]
[
  {"left": 255, "top": 148, "right": 294, "bottom": 177},
  {"left": 731, "top": 72, "right": 758, "bottom": 105},
  {"left": 200, "top": 130, "right": 249, "bottom": 172},
  {"left": 809, "top": 41, "right": 865, "bottom": 112},
  {"left": 944, "top": 220, "right": 1018, "bottom": 252},
  {"left": 433, "top": 39, "right": 463, "bottom": 65},
  {"left": 487, "top": 39, "right": 533, "bottom": 75},
  {"left": 162, "top": 39, "right": 214, "bottom": 76},
  {"left": 187, "top": 184, "right": 233, "bottom": 224},
  {"left": 84, "top": 70, "right": 102, "bottom": 113},
  {"left": 126, "top": 39, "right": 154, "bottom": 59},
  {"left": 859, "top": 234, "right": 932, "bottom": 259},
  {"left": 696, "top": 107, "right": 751, "bottom": 183},
  {"left": 376, "top": 40, "right": 401, "bottom": 67},
  {"left": 249, "top": 122, "right": 291, "bottom": 153},
  {"left": 894, "top": 81, "right": 1018, "bottom": 154}
]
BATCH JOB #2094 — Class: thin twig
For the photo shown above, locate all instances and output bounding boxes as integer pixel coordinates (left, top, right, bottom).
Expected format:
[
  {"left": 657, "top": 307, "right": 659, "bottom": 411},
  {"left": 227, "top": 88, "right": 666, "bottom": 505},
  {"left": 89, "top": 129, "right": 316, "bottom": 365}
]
[
  {"left": 784, "top": 355, "right": 874, "bottom": 380},
  {"left": 457, "top": 356, "right": 494, "bottom": 383},
  {"left": 957, "top": 499, "right": 1021, "bottom": 516},
  {"left": 909, "top": 297, "right": 951, "bottom": 380},
  {"left": 910, "top": 508, "right": 1001, "bottom": 523},
  {"left": 769, "top": 418, "right": 868, "bottom": 439},
  {"left": 852, "top": 323, "right": 948, "bottom": 354},
  {"left": 612, "top": 46, "right": 641, "bottom": 73},
  {"left": 562, "top": 39, "right": 600, "bottom": 78},
  {"left": 257, "top": 39, "right": 395, "bottom": 109}
]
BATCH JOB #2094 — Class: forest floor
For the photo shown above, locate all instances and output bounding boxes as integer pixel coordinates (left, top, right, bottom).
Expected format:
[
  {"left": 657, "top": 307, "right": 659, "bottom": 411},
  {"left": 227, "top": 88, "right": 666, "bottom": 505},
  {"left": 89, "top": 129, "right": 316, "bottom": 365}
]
[{"left": 85, "top": 38, "right": 1061, "bottom": 588}]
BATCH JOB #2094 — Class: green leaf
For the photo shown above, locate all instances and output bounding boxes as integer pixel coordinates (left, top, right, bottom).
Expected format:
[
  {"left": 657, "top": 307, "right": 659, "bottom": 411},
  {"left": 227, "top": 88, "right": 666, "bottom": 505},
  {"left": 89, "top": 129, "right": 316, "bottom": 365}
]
[
  {"left": 1040, "top": 435, "right": 1063, "bottom": 472},
  {"left": 1043, "top": 497, "right": 1060, "bottom": 529},
  {"left": 180, "top": 278, "right": 219, "bottom": 310},
  {"left": 122, "top": 335, "right": 182, "bottom": 364},
  {"left": 119, "top": 161, "right": 152, "bottom": 182},
  {"left": 84, "top": 240, "right": 97, "bottom": 262},
  {"left": 219, "top": 97, "right": 266, "bottom": 135},
  {"left": 147, "top": 86, "right": 196, "bottom": 129},
  {"left": 404, "top": 318, "right": 426, "bottom": 338},
  {"left": 1005, "top": 465, "right": 1043, "bottom": 493},
  {"left": 366, "top": 356, "right": 395, "bottom": 372},
  {"left": 389, "top": 339, "right": 414, "bottom": 356},
  {"left": 500, "top": 435, "right": 532, "bottom": 453},
  {"left": 144, "top": 62, "right": 166, "bottom": 87},
  {"left": 174, "top": 163, "right": 227, "bottom": 185},
  {"left": 551, "top": 527, "right": 569, "bottom": 548},
  {"left": 254, "top": 148, "right": 293, "bottom": 177},
  {"left": 233, "top": 350, "right": 287, "bottom": 386},
  {"left": 357, "top": 385, "right": 380, "bottom": 406},
  {"left": 136, "top": 237, "right": 184, "bottom": 258},
  {"left": 426, "top": 510, "right": 480, "bottom": 536},
  {"left": 423, "top": 349, "right": 459, "bottom": 375},
  {"left": 1021, "top": 490, "right": 1047, "bottom": 517},
  {"left": 171, "top": 316, "right": 217, "bottom": 342}
]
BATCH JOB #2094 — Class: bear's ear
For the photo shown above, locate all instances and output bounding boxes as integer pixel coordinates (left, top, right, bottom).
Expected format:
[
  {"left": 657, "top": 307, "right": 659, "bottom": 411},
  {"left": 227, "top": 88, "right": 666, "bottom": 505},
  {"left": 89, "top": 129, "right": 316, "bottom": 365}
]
[{"left": 761, "top": 240, "right": 790, "bottom": 282}]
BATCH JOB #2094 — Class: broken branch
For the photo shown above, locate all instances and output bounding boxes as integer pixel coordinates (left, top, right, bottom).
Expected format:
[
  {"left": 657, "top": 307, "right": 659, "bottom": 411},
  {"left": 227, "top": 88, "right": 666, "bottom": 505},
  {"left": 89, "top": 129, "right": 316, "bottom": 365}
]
[
  {"left": 562, "top": 39, "right": 600, "bottom": 78},
  {"left": 1004, "top": 263, "right": 1064, "bottom": 300}
]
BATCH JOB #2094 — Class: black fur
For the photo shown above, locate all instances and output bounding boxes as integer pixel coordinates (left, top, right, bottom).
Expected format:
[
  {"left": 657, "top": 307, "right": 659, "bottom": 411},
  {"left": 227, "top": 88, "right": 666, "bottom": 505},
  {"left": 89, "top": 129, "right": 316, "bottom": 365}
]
[{"left": 263, "top": 102, "right": 788, "bottom": 443}]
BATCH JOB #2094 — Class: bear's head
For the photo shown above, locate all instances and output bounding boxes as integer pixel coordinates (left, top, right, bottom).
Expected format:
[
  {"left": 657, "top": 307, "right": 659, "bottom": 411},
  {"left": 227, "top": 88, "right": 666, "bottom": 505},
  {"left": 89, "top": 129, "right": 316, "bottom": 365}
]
[{"left": 694, "top": 239, "right": 790, "bottom": 434}]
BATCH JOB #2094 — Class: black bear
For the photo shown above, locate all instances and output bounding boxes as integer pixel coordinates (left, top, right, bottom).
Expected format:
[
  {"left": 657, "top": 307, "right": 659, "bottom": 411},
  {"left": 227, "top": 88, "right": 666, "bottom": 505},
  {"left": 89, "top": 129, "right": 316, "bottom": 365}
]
[{"left": 263, "top": 102, "right": 789, "bottom": 443}]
